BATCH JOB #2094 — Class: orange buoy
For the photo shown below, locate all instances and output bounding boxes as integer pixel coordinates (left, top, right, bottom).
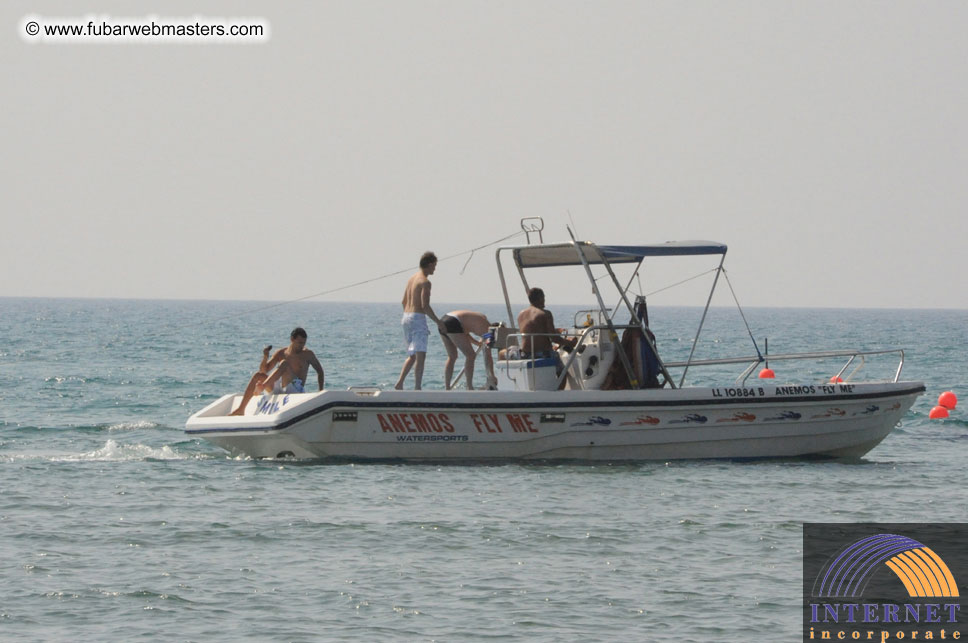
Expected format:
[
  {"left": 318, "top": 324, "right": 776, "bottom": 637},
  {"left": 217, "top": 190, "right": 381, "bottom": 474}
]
[
  {"left": 830, "top": 376, "right": 844, "bottom": 383},
  {"left": 759, "top": 339, "right": 774, "bottom": 379},
  {"left": 929, "top": 406, "right": 949, "bottom": 419},
  {"left": 938, "top": 391, "right": 958, "bottom": 410}
]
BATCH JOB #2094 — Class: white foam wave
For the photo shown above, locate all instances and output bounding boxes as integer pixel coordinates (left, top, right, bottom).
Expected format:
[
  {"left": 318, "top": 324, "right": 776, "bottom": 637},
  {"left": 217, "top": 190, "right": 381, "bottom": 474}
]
[
  {"left": 106, "top": 420, "right": 159, "bottom": 431},
  {"left": 44, "top": 375, "right": 87, "bottom": 384},
  {"left": 55, "top": 439, "right": 186, "bottom": 462}
]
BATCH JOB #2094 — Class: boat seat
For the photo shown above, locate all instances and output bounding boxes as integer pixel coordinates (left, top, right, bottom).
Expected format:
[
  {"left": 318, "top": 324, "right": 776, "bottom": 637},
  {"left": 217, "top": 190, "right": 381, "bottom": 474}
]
[
  {"left": 497, "top": 357, "right": 559, "bottom": 391},
  {"left": 518, "top": 357, "right": 557, "bottom": 369}
]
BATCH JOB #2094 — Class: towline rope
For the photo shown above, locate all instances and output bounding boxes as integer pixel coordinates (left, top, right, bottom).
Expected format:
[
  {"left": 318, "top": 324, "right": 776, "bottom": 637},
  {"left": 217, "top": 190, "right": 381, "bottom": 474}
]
[
  {"left": 721, "top": 268, "right": 763, "bottom": 361},
  {"left": 131, "top": 230, "right": 529, "bottom": 343},
  {"left": 642, "top": 268, "right": 719, "bottom": 298}
]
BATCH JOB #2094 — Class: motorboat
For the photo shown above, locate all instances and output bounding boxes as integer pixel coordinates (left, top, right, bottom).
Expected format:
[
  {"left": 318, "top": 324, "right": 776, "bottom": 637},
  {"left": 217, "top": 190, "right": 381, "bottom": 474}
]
[{"left": 185, "top": 222, "right": 924, "bottom": 461}]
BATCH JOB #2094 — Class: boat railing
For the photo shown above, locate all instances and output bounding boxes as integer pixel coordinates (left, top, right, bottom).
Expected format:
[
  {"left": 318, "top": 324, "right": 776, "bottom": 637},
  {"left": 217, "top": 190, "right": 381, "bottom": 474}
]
[
  {"left": 663, "top": 348, "right": 906, "bottom": 385},
  {"left": 503, "top": 328, "right": 906, "bottom": 389}
]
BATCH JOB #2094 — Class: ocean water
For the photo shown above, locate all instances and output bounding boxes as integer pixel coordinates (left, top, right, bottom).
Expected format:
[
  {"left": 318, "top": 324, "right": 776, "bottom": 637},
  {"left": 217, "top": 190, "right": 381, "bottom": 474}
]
[{"left": 1, "top": 298, "right": 966, "bottom": 641}]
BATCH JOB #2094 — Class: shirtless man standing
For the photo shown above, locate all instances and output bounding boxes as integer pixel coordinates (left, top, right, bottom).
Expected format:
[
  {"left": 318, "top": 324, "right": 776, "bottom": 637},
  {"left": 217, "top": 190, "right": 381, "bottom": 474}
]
[
  {"left": 229, "top": 327, "right": 325, "bottom": 416},
  {"left": 438, "top": 310, "right": 498, "bottom": 390},
  {"left": 395, "top": 251, "right": 445, "bottom": 390},
  {"left": 517, "top": 287, "right": 576, "bottom": 357}
]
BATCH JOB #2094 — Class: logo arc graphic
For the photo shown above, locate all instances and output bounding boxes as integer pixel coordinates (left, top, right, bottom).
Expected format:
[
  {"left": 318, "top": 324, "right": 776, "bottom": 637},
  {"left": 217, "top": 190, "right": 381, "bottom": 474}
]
[{"left": 814, "top": 533, "right": 960, "bottom": 598}]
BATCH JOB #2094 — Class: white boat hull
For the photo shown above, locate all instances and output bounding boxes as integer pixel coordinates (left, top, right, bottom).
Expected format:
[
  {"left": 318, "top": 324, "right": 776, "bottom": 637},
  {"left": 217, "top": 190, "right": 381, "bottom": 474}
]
[{"left": 185, "top": 381, "right": 924, "bottom": 461}]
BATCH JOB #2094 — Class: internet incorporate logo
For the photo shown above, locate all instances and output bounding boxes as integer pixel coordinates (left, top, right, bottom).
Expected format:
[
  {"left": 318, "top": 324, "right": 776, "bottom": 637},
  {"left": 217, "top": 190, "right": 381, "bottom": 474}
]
[
  {"left": 814, "top": 533, "right": 959, "bottom": 599},
  {"left": 803, "top": 524, "right": 965, "bottom": 642}
]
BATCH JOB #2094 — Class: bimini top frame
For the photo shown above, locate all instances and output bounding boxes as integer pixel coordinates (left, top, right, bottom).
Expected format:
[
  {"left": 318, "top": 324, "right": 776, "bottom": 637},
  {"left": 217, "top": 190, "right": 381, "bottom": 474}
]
[
  {"left": 511, "top": 241, "right": 727, "bottom": 269},
  {"left": 494, "top": 232, "right": 729, "bottom": 390}
]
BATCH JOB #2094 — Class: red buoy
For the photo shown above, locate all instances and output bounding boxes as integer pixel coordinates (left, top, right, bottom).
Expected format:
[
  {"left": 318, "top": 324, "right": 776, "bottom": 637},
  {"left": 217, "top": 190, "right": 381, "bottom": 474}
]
[
  {"left": 929, "top": 406, "right": 949, "bottom": 420},
  {"left": 759, "top": 339, "right": 774, "bottom": 379},
  {"left": 938, "top": 391, "right": 958, "bottom": 410},
  {"left": 830, "top": 376, "right": 844, "bottom": 383}
]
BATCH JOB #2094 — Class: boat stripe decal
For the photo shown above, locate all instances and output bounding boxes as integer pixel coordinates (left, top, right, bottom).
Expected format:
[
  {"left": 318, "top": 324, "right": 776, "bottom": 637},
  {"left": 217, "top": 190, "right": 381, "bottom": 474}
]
[{"left": 185, "top": 385, "right": 925, "bottom": 435}]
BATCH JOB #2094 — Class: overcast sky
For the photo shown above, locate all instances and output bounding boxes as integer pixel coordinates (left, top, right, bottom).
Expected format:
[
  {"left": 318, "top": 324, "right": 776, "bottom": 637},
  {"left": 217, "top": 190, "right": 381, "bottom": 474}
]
[{"left": 4, "top": 1, "right": 967, "bottom": 309}]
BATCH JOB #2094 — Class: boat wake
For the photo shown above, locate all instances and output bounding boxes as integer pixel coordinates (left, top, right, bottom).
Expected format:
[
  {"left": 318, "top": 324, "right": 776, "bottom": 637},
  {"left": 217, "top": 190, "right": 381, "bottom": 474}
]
[
  {"left": 1, "top": 439, "right": 207, "bottom": 463},
  {"left": 105, "top": 420, "right": 161, "bottom": 431},
  {"left": 62, "top": 439, "right": 183, "bottom": 462},
  {"left": 1, "top": 421, "right": 167, "bottom": 434}
]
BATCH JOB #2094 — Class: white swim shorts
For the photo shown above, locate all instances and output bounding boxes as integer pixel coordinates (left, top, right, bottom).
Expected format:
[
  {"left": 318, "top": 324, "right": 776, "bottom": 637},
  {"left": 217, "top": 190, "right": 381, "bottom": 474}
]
[
  {"left": 401, "top": 312, "right": 429, "bottom": 355},
  {"left": 273, "top": 378, "right": 304, "bottom": 394}
]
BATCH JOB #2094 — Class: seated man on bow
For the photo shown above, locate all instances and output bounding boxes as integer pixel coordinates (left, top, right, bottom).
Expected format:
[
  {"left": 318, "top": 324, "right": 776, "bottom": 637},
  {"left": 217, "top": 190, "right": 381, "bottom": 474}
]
[{"left": 229, "top": 327, "right": 325, "bottom": 416}]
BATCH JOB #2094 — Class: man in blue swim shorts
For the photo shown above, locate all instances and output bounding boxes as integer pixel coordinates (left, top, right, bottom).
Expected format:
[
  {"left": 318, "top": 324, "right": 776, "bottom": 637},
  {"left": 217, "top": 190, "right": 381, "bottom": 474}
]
[
  {"left": 229, "top": 327, "right": 325, "bottom": 415},
  {"left": 395, "top": 251, "right": 445, "bottom": 390}
]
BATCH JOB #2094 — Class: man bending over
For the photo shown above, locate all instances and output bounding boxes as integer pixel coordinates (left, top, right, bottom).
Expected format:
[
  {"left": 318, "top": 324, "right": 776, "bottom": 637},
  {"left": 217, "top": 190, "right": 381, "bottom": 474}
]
[{"left": 439, "top": 310, "right": 498, "bottom": 390}]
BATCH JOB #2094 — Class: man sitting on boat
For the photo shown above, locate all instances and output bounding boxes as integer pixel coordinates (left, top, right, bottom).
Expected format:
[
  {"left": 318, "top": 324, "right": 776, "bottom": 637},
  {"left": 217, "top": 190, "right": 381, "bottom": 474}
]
[
  {"left": 516, "top": 287, "right": 577, "bottom": 361},
  {"left": 229, "top": 327, "right": 325, "bottom": 416},
  {"left": 438, "top": 310, "right": 499, "bottom": 390}
]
